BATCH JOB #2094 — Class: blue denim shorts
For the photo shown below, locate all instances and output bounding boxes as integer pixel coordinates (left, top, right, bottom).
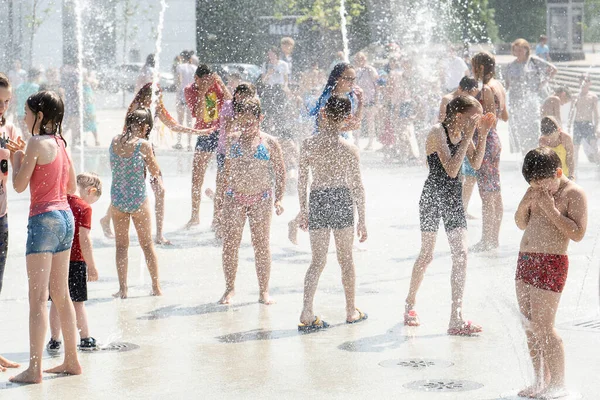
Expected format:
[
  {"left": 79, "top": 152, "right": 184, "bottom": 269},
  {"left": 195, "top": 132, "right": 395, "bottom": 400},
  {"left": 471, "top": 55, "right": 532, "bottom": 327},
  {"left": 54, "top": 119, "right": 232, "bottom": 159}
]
[{"left": 26, "top": 210, "right": 74, "bottom": 255}]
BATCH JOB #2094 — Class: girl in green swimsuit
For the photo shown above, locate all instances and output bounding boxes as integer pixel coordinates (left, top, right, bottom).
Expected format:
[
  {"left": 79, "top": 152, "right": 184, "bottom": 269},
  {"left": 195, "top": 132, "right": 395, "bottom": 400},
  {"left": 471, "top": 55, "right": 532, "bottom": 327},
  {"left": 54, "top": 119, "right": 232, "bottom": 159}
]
[{"left": 109, "top": 109, "right": 163, "bottom": 299}]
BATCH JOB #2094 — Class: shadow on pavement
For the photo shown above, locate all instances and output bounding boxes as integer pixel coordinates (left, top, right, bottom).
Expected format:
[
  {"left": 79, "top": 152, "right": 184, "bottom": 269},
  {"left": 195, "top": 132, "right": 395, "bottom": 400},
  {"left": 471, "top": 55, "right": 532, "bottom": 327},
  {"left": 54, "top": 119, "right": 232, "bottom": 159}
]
[
  {"left": 138, "top": 302, "right": 255, "bottom": 320},
  {"left": 216, "top": 322, "right": 348, "bottom": 343},
  {"left": 338, "top": 324, "right": 446, "bottom": 353}
]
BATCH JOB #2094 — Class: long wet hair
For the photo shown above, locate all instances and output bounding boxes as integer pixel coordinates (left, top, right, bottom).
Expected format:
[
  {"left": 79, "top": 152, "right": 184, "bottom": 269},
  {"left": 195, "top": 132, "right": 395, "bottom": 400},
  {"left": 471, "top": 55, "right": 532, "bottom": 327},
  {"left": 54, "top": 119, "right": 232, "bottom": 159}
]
[
  {"left": 471, "top": 52, "right": 495, "bottom": 85},
  {"left": 0, "top": 73, "right": 11, "bottom": 127},
  {"left": 309, "top": 62, "right": 354, "bottom": 117},
  {"left": 26, "top": 91, "right": 66, "bottom": 146},
  {"left": 130, "top": 83, "right": 155, "bottom": 110},
  {"left": 123, "top": 109, "right": 153, "bottom": 142},
  {"left": 442, "top": 95, "right": 481, "bottom": 126}
]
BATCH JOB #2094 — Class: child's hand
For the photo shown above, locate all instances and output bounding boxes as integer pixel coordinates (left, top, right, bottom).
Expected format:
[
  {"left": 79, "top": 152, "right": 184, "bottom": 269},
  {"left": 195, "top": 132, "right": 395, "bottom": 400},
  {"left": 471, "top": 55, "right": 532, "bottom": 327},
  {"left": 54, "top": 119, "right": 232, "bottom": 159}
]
[
  {"left": 536, "top": 189, "right": 556, "bottom": 214},
  {"left": 478, "top": 112, "right": 496, "bottom": 132},
  {"left": 353, "top": 86, "right": 364, "bottom": 103},
  {"left": 357, "top": 221, "right": 368, "bottom": 243},
  {"left": 274, "top": 200, "right": 284, "bottom": 216},
  {"left": 87, "top": 266, "right": 99, "bottom": 282},
  {"left": 7, "top": 137, "right": 26, "bottom": 153},
  {"left": 465, "top": 114, "right": 480, "bottom": 140},
  {"left": 298, "top": 211, "right": 309, "bottom": 231}
]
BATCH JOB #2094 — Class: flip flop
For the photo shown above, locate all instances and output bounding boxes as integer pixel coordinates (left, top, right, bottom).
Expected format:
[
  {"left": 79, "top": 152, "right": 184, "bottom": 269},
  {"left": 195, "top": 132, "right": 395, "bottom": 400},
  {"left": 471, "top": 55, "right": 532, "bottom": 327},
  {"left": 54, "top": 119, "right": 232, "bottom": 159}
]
[
  {"left": 404, "top": 310, "right": 420, "bottom": 327},
  {"left": 447, "top": 321, "right": 482, "bottom": 336},
  {"left": 298, "top": 316, "right": 330, "bottom": 333},
  {"left": 346, "top": 308, "right": 368, "bottom": 324}
]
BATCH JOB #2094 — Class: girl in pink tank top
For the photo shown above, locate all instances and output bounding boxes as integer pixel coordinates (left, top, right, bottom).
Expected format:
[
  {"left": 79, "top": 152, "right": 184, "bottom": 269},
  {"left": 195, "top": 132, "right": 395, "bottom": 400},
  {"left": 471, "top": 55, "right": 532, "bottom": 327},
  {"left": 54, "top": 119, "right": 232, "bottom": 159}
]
[{"left": 7, "top": 91, "right": 82, "bottom": 384}]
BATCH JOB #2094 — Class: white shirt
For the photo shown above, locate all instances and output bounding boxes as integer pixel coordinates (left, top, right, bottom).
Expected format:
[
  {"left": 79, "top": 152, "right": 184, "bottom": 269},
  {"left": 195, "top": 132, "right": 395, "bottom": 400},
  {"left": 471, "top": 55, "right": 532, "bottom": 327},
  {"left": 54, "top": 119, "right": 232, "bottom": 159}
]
[
  {"left": 262, "top": 60, "right": 289, "bottom": 86},
  {"left": 443, "top": 56, "right": 468, "bottom": 90},
  {"left": 177, "top": 63, "right": 196, "bottom": 97}
]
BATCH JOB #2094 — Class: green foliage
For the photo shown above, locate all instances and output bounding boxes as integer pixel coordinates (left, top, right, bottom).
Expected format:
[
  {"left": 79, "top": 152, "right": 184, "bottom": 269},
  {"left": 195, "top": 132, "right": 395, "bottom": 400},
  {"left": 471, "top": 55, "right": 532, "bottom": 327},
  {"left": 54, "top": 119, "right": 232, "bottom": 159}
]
[
  {"left": 273, "top": 0, "right": 365, "bottom": 30},
  {"left": 25, "top": 0, "right": 54, "bottom": 66},
  {"left": 584, "top": 0, "right": 600, "bottom": 41},
  {"left": 489, "top": 0, "right": 546, "bottom": 43},
  {"left": 449, "top": 0, "right": 499, "bottom": 43}
]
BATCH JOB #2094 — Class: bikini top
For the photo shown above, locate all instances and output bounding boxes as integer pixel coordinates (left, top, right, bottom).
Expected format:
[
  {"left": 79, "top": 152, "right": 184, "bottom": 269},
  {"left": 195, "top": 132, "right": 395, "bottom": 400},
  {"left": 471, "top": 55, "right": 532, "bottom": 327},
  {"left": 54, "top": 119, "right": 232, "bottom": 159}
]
[{"left": 229, "top": 136, "right": 271, "bottom": 161}]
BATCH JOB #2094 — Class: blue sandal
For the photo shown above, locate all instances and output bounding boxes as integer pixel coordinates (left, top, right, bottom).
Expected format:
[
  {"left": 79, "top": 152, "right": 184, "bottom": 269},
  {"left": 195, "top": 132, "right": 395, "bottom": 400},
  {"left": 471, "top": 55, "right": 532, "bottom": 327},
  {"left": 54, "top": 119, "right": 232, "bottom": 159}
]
[
  {"left": 346, "top": 308, "right": 368, "bottom": 324},
  {"left": 298, "top": 316, "right": 330, "bottom": 332}
]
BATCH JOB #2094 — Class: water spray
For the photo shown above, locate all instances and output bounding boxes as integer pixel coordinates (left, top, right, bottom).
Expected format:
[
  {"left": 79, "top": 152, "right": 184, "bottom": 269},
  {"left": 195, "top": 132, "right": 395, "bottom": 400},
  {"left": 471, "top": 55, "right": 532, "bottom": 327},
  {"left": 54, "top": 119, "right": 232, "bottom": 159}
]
[
  {"left": 73, "top": 0, "right": 85, "bottom": 172},
  {"left": 151, "top": 0, "right": 169, "bottom": 116},
  {"left": 339, "top": 0, "right": 349, "bottom": 62}
]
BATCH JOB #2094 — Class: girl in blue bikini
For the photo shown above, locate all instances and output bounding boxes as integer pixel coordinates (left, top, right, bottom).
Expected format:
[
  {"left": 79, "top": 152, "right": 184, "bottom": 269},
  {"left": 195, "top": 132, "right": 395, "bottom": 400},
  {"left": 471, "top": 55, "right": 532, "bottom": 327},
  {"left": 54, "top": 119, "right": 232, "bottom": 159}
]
[
  {"left": 217, "top": 98, "right": 286, "bottom": 305},
  {"left": 110, "top": 109, "right": 163, "bottom": 299}
]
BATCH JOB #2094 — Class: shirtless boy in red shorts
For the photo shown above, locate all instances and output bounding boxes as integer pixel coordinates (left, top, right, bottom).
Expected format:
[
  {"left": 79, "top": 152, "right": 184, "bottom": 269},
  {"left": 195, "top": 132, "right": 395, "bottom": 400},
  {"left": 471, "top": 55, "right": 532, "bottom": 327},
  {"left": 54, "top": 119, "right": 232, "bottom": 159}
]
[{"left": 514, "top": 147, "right": 587, "bottom": 399}]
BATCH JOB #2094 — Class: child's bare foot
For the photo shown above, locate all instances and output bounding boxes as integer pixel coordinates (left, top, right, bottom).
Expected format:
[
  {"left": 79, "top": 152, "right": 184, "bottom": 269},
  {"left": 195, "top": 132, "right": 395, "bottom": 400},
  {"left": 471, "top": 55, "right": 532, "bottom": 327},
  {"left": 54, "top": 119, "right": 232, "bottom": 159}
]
[
  {"left": 0, "top": 356, "right": 19, "bottom": 370},
  {"left": 258, "top": 293, "right": 275, "bottom": 305},
  {"left": 518, "top": 384, "right": 543, "bottom": 398},
  {"left": 288, "top": 220, "right": 298, "bottom": 245},
  {"left": 470, "top": 241, "right": 499, "bottom": 253},
  {"left": 151, "top": 285, "right": 163, "bottom": 296},
  {"left": 9, "top": 367, "right": 42, "bottom": 384},
  {"left": 218, "top": 289, "right": 235, "bottom": 304},
  {"left": 112, "top": 289, "right": 128, "bottom": 299},
  {"left": 100, "top": 216, "right": 114, "bottom": 239},
  {"left": 44, "top": 360, "right": 82, "bottom": 376},
  {"left": 204, "top": 188, "right": 215, "bottom": 201},
  {"left": 154, "top": 236, "right": 172, "bottom": 245},
  {"left": 185, "top": 218, "right": 200, "bottom": 229}
]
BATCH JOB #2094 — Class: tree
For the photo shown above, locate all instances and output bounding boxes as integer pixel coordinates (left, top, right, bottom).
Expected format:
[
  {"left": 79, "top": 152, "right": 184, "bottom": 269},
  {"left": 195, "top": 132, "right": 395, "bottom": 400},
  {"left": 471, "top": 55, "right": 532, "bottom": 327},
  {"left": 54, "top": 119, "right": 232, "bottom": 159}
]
[
  {"left": 584, "top": 0, "right": 600, "bottom": 42},
  {"left": 273, "top": 0, "right": 365, "bottom": 31},
  {"left": 450, "top": 0, "right": 499, "bottom": 43},
  {"left": 489, "top": 0, "right": 546, "bottom": 43},
  {"left": 25, "top": 0, "right": 54, "bottom": 67}
]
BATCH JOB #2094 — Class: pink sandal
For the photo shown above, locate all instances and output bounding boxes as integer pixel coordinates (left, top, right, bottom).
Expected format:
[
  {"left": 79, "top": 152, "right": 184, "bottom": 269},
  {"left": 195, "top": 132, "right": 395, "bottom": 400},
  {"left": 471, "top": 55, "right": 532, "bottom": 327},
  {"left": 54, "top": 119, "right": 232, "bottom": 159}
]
[
  {"left": 403, "top": 310, "right": 420, "bottom": 327},
  {"left": 447, "top": 321, "right": 482, "bottom": 336}
]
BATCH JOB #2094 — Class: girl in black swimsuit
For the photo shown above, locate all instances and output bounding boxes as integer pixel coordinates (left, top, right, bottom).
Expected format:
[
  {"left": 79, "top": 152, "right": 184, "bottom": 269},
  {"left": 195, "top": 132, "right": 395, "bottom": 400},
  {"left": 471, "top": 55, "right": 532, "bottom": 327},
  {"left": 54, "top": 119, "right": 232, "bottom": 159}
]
[{"left": 404, "top": 95, "right": 495, "bottom": 336}]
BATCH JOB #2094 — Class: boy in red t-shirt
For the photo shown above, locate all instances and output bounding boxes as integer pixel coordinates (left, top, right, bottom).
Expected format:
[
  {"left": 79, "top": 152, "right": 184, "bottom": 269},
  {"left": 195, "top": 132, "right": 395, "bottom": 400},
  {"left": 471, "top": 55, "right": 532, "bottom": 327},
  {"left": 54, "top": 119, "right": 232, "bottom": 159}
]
[
  {"left": 47, "top": 173, "right": 102, "bottom": 351},
  {"left": 183, "top": 64, "right": 232, "bottom": 229}
]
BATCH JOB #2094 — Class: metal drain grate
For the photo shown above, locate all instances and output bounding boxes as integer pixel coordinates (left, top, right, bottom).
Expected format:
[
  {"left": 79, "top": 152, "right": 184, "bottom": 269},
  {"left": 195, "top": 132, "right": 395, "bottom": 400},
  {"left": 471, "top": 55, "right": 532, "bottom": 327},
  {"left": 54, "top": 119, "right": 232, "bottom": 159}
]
[
  {"left": 559, "top": 318, "right": 600, "bottom": 332},
  {"left": 379, "top": 359, "right": 454, "bottom": 369},
  {"left": 573, "top": 319, "right": 600, "bottom": 330},
  {"left": 404, "top": 379, "right": 483, "bottom": 392},
  {"left": 80, "top": 342, "right": 140, "bottom": 353}
]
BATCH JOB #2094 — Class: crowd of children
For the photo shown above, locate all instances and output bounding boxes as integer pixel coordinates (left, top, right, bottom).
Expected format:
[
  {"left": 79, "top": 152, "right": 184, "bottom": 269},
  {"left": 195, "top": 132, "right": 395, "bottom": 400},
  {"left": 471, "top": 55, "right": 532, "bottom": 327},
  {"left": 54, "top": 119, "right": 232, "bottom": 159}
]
[{"left": 0, "top": 38, "right": 595, "bottom": 398}]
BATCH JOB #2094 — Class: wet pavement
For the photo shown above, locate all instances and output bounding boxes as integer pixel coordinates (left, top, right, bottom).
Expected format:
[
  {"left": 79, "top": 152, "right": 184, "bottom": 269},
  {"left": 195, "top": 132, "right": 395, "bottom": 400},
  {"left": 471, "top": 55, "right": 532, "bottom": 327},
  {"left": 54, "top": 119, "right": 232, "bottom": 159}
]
[{"left": 1, "top": 113, "right": 599, "bottom": 399}]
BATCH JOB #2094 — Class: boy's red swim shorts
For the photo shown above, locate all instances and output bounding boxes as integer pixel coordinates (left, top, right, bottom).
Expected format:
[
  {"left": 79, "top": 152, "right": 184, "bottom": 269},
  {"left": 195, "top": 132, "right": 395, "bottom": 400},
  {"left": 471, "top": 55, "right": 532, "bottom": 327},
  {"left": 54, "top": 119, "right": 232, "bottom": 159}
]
[{"left": 516, "top": 252, "right": 569, "bottom": 293}]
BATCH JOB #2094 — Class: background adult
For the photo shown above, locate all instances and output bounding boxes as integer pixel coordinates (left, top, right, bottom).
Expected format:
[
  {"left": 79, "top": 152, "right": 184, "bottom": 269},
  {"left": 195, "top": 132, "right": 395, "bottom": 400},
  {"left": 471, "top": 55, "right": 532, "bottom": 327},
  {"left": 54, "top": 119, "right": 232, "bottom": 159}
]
[
  {"left": 173, "top": 50, "right": 197, "bottom": 151},
  {"left": 505, "top": 38, "right": 557, "bottom": 154}
]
